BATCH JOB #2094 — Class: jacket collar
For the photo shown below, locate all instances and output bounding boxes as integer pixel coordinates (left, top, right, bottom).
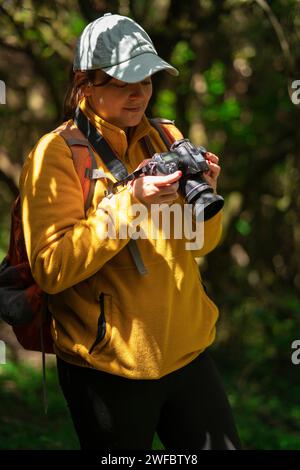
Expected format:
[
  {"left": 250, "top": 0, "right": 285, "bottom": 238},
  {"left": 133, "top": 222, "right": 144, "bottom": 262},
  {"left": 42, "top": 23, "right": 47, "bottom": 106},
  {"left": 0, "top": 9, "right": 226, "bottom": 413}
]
[{"left": 79, "top": 98, "right": 152, "bottom": 161}]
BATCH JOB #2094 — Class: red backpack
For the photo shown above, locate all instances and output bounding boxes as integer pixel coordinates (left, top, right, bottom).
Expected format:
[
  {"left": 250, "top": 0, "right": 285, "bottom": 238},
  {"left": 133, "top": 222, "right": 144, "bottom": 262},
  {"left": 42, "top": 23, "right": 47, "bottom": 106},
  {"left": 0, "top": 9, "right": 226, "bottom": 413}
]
[{"left": 0, "top": 122, "right": 102, "bottom": 354}]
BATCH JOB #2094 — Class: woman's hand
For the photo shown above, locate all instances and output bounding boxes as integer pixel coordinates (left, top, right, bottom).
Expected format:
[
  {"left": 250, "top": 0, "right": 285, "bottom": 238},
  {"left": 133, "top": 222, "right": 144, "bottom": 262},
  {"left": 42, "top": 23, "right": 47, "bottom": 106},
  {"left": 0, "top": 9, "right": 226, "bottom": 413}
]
[
  {"left": 203, "top": 152, "right": 221, "bottom": 193},
  {"left": 127, "top": 150, "right": 221, "bottom": 206},
  {"left": 127, "top": 159, "right": 182, "bottom": 208}
]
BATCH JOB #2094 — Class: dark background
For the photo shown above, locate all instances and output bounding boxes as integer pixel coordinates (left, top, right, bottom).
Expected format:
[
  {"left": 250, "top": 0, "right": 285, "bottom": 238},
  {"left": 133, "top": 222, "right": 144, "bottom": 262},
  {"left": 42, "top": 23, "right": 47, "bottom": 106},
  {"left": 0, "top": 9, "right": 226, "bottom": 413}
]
[{"left": 0, "top": 0, "right": 300, "bottom": 450}]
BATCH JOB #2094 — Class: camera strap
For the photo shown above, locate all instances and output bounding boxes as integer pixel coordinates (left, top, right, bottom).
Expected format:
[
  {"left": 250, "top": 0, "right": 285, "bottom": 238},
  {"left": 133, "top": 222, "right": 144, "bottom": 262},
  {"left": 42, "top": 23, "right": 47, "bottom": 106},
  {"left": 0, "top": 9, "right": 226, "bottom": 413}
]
[
  {"left": 74, "top": 107, "right": 128, "bottom": 181},
  {"left": 73, "top": 106, "right": 148, "bottom": 276}
]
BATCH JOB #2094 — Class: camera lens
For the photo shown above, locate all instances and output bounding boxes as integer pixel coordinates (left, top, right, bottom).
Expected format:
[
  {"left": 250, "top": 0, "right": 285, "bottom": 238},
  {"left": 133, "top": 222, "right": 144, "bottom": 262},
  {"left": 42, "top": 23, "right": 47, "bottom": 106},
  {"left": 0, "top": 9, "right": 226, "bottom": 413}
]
[
  {"left": 180, "top": 175, "right": 224, "bottom": 221},
  {"left": 193, "top": 192, "right": 224, "bottom": 221}
]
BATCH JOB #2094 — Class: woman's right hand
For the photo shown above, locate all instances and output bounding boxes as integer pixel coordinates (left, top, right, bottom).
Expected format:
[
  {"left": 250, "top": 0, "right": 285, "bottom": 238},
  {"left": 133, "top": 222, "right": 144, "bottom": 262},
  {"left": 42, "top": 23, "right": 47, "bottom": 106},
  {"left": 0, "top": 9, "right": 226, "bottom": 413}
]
[{"left": 127, "top": 159, "right": 182, "bottom": 208}]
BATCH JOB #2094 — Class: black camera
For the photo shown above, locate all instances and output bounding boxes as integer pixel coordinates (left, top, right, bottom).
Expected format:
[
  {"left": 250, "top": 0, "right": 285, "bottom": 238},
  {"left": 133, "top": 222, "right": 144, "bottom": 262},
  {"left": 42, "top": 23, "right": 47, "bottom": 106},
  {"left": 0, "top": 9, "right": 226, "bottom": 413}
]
[{"left": 142, "top": 139, "right": 224, "bottom": 221}]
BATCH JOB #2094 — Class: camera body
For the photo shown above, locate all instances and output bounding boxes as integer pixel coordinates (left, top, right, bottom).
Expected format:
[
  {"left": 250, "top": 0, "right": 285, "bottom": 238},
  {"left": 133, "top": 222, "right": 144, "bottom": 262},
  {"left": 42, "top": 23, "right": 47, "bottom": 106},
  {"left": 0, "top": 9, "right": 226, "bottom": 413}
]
[
  {"left": 143, "top": 139, "right": 224, "bottom": 221},
  {"left": 145, "top": 139, "right": 209, "bottom": 177}
]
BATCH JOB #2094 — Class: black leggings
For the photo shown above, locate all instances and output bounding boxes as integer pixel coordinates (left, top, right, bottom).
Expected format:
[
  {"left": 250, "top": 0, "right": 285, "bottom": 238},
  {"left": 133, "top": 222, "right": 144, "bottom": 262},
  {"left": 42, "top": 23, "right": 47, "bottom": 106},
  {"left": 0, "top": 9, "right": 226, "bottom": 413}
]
[{"left": 56, "top": 351, "right": 241, "bottom": 450}]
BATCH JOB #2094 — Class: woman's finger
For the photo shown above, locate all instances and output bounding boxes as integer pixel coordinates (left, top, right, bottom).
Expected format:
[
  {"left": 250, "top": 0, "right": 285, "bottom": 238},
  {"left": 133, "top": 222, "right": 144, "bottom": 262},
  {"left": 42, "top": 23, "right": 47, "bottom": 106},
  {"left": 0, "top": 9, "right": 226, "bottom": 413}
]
[
  {"left": 157, "top": 182, "right": 179, "bottom": 194},
  {"left": 205, "top": 152, "right": 219, "bottom": 164},
  {"left": 205, "top": 162, "right": 221, "bottom": 178},
  {"left": 158, "top": 192, "right": 179, "bottom": 203}
]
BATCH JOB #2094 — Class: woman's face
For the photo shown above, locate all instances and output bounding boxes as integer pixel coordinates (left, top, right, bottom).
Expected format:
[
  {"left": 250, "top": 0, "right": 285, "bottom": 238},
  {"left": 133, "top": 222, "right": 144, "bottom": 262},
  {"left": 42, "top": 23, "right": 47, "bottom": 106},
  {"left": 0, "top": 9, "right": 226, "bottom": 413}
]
[{"left": 84, "top": 70, "right": 153, "bottom": 130}]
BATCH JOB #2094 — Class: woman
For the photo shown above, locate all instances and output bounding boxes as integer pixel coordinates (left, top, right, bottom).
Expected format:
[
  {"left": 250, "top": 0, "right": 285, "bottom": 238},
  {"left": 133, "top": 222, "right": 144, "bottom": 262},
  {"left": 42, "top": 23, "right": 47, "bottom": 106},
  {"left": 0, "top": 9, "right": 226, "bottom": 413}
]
[{"left": 20, "top": 13, "right": 241, "bottom": 450}]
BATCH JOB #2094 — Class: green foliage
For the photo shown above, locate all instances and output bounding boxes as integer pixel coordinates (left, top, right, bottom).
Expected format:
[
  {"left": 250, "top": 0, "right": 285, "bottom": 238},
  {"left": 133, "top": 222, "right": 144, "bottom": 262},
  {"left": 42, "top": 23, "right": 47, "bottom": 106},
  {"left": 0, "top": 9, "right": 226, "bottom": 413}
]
[
  {"left": 204, "top": 61, "right": 226, "bottom": 96},
  {"left": 171, "top": 41, "right": 196, "bottom": 67},
  {"left": 0, "top": 361, "right": 79, "bottom": 449},
  {"left": 235, "top": 217, "right": 252, "bottom": 236},
  {"left": 153, "top": 89, "right": 177, "bottom": 120},
  {"left": 68, "top": 12, "right": 87, "bottom": 36},
  {"left": 0, "top": 357, "right": 164, "bottom": 450}
]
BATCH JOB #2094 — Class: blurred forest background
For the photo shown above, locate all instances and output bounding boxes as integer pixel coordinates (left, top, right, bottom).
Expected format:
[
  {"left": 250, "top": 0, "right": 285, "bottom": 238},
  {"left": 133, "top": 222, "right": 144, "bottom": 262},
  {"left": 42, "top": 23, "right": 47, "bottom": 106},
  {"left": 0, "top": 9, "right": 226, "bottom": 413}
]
[{"left": 0, "top": 0, "right": 300, "bottom": 450}]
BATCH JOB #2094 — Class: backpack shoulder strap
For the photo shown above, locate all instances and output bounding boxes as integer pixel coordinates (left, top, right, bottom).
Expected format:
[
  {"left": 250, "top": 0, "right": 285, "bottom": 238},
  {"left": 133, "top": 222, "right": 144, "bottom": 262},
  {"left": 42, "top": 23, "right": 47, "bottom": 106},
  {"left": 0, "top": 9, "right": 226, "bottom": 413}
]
[
  {"left": 149, "top": 117, "right": 177, "bottom": 149},
  {"left": 58, "top": 128, "right": 96, "bottom": 213},
  {"left": 54, "top": 124, "right": 111, "bottom": 214},
  {"left": 143, "top": 117, "right": 183, "bottom": 157}
]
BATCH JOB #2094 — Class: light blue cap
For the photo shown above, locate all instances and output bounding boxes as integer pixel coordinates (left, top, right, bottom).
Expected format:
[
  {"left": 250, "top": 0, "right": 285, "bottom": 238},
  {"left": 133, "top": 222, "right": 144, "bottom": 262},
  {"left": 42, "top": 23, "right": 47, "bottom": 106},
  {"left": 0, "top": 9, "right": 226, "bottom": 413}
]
[{"left": 73, "top": 13, "right": 179, "bottom": 83}]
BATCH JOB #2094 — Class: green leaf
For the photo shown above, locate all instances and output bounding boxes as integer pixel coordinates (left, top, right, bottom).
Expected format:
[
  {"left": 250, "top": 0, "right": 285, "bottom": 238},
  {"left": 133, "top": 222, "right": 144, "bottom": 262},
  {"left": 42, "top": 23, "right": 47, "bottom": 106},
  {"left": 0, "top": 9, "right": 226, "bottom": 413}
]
[
  {"left": 235, "top": 218, "right": 252, "bottom": 236},
  {"left": 171, "top": 41, "right": 196, "bottom": 67}
]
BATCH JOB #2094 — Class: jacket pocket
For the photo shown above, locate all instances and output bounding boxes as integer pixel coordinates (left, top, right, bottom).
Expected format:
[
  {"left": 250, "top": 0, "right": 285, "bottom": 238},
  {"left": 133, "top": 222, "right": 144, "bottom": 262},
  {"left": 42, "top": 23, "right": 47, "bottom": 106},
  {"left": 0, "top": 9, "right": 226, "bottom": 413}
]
[{"left": 89, "top": 293, "right": 109, "bottom": 354}]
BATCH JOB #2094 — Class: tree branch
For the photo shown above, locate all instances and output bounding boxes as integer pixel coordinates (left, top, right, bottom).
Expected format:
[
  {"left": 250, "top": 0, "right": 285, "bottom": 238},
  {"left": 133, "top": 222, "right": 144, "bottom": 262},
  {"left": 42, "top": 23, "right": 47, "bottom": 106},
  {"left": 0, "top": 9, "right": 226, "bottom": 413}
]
[
  {"left": 0, "top": 4, "right": 62, "bottom": 120},
  {"left": 0, "top": 40, "right": 26, "bottom": 54},
  {"left": 254, "top": 0, "right": 294, "bottom": 74}
]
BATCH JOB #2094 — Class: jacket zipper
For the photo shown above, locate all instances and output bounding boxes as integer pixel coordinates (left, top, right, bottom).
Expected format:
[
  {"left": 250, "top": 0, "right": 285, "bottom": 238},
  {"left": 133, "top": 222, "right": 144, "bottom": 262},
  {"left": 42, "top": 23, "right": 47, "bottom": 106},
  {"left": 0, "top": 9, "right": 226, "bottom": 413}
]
[{"left": 89, "top": 293, "right": 106, "bottom": 354}]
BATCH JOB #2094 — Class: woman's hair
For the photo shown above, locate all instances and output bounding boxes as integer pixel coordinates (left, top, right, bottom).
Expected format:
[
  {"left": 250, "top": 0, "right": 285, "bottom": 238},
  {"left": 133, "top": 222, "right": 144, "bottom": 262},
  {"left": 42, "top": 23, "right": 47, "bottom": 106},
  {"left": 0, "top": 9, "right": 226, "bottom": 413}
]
[{"left": 62, "top": 68, "right": 112, "bottom": 120}]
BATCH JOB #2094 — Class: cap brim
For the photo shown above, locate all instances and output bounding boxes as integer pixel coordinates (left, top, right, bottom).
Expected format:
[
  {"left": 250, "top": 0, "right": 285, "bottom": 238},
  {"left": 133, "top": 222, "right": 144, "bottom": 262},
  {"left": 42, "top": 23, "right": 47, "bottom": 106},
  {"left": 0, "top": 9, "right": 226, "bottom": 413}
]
[{"left": 101, "top": 52, "right": 179, "bottom": 83}]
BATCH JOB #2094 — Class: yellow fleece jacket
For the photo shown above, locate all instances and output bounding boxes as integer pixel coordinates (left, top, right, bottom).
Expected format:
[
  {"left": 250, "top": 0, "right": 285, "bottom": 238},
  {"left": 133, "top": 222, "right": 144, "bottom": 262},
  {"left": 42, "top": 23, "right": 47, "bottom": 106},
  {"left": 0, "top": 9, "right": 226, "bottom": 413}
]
[{"left": 20, "top": 99, "right": 223, "bottom": 379}]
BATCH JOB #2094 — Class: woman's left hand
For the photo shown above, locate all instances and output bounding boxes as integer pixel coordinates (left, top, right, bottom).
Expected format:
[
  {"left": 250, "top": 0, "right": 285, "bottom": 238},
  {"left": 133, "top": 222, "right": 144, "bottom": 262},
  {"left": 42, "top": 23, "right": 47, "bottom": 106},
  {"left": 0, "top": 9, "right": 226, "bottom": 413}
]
[{"left": 203, "top": 152, "right": 221, "bottom": 193}]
